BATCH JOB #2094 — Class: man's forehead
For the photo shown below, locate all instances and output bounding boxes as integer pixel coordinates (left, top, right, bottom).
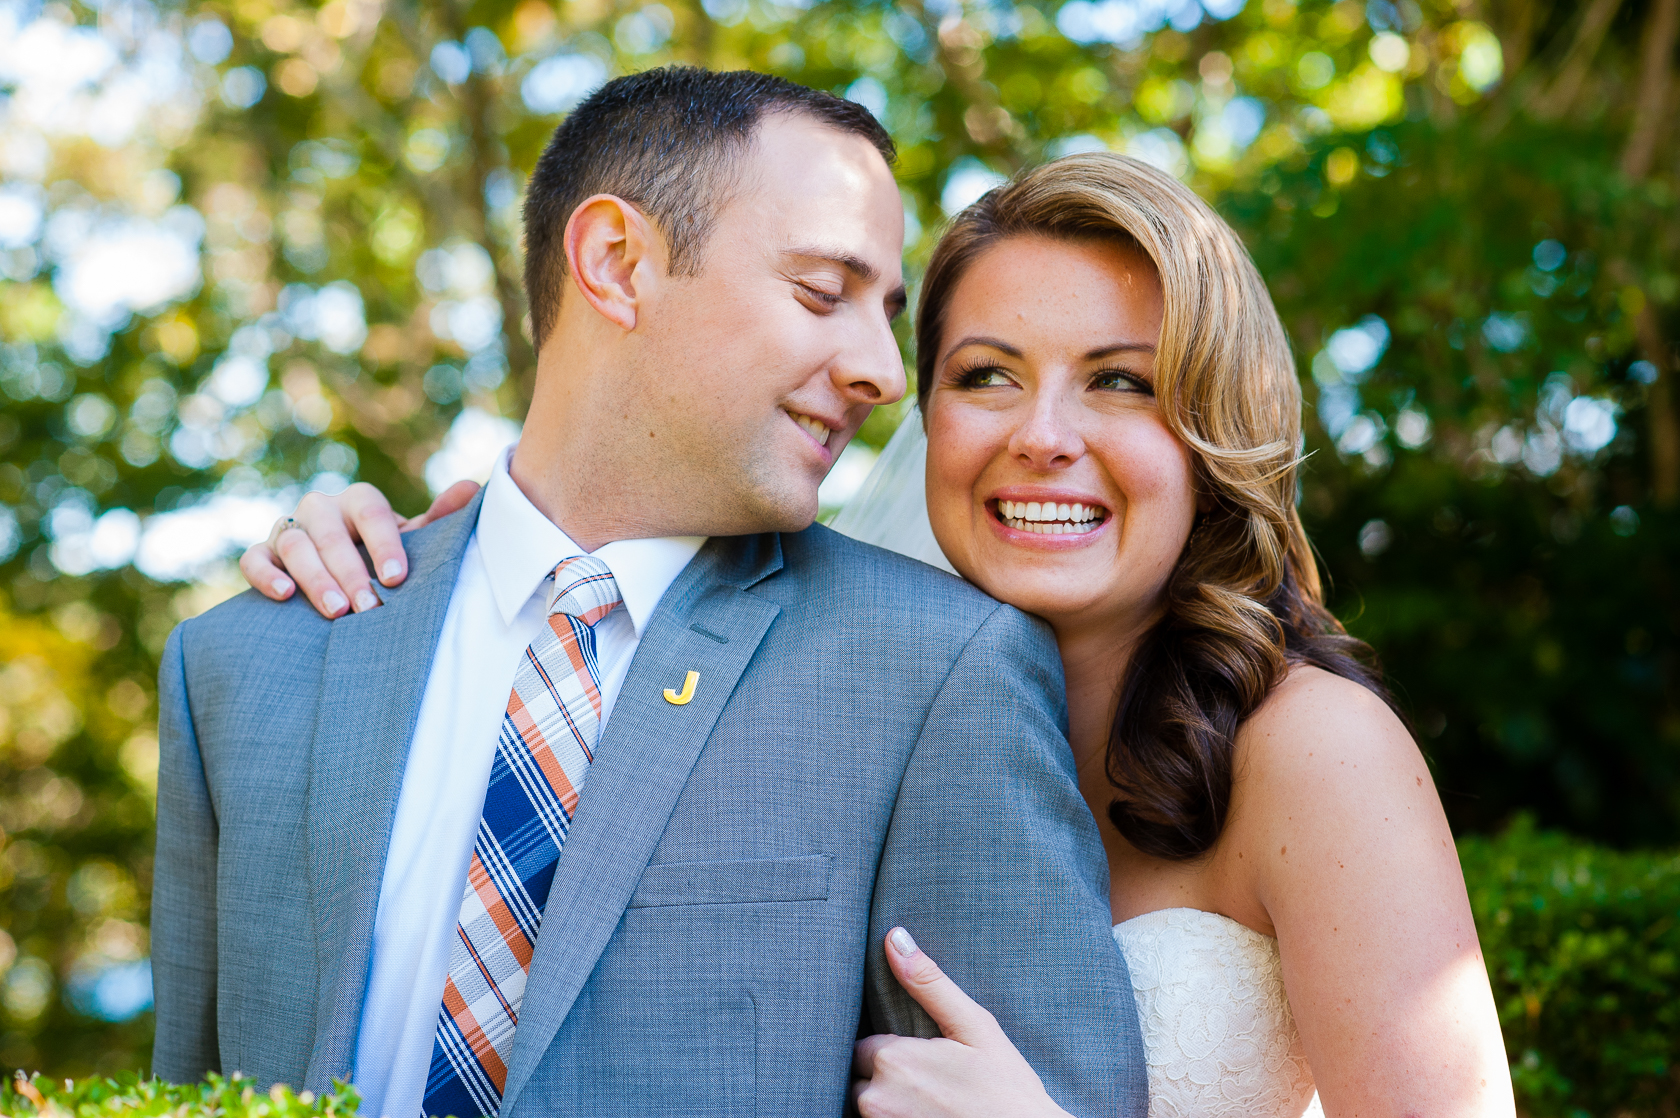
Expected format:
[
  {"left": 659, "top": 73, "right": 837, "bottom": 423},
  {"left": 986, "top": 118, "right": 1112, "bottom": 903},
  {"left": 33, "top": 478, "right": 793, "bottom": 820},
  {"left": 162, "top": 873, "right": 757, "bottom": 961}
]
[
  {"left": 750, "top": 107, "right": 886, "bottom": 166},
  {"left": 714, "top": 114, "right": 904, "bottom": 278},
  {"left": 743, "top": 115, "right": 899, "bottom": 211}
]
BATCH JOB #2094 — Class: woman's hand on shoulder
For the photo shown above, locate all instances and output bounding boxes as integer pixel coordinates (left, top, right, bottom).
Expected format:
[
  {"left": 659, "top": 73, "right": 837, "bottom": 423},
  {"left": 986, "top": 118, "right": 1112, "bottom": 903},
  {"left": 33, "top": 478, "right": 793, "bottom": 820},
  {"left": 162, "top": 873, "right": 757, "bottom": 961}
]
[
  {"left": 852, "top": 929, "right": 1073, "bottom": 1118},
  {"left": 239, "top": 479, "right": 480, "bottom": 618},
  {"left": 1230, "top": 665, "right": 1515, "bottom": 1116}
]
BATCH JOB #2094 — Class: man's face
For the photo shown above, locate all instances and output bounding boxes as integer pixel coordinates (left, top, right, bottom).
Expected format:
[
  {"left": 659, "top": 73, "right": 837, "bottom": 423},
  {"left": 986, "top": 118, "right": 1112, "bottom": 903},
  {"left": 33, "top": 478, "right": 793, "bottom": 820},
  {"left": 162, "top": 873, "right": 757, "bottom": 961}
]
[{"left": 622, "top": 112, "right": 907, "bottom": 535}]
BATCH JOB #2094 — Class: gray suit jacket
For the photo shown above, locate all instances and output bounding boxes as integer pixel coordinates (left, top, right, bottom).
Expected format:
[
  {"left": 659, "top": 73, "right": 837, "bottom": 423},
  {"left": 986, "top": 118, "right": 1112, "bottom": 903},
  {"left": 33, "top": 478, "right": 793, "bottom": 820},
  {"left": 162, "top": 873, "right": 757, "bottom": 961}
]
[{"left": 151, "top": 493, "right": 1146, "bottom": 1116}]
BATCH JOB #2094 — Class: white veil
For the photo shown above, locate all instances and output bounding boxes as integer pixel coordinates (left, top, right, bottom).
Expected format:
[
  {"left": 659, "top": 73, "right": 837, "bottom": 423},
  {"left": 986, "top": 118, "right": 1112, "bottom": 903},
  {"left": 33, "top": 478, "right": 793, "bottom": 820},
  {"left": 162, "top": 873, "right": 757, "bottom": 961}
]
[{"left": 828, "top": 406, "right": 957, "bottom": 575}]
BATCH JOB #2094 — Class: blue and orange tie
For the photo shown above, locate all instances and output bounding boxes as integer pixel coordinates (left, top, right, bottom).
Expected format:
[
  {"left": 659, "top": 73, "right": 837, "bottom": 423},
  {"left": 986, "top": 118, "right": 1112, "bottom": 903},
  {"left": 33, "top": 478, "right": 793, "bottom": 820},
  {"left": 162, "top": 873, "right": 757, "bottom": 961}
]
[{"left": 421, "top": 555, "right": 622, "bottom": 1118}]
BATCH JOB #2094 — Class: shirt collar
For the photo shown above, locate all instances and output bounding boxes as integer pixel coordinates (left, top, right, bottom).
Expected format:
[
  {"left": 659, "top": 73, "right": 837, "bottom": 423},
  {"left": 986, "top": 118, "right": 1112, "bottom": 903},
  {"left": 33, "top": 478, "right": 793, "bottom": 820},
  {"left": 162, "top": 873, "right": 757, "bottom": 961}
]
[{"left": 475, "top": 445, "right": 706, "bottom": 634}]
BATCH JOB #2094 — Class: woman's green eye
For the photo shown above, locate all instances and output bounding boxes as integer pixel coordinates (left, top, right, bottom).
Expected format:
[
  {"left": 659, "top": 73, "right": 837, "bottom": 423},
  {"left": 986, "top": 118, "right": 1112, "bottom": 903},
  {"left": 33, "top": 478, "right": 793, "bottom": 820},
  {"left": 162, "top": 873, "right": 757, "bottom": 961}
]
[
  {"left": 955, "top": 364, "right": 1012, "bottom": 388},
  {"left": 1093, "top": 370, "right": 1153, "bottom": 395}
]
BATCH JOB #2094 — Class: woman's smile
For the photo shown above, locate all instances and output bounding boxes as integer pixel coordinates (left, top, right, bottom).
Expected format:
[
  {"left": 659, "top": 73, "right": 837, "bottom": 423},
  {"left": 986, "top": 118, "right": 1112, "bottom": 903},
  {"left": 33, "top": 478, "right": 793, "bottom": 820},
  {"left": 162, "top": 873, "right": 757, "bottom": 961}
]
[{"left": 988, "top": 492, "right": 1112, "bottom": 543}]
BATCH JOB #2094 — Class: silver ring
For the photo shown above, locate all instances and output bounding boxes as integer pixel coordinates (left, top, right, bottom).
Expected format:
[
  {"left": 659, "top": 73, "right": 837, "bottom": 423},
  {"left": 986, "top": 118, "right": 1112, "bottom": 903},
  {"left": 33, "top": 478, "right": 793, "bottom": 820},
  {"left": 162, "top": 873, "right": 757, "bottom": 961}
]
[{"left": 266, "top": 516, "right": 299, "bottom": 552}]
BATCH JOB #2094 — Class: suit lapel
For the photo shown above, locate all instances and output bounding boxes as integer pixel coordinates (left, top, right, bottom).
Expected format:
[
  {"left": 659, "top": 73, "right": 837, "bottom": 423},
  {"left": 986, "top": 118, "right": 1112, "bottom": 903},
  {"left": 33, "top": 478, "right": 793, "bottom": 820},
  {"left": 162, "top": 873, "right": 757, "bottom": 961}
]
[
  {"left": 301, "top": 492, "right": 484, "bottom": 1090},
  {"left": 501, "top": 534, "right": 783, "bottom": 1113}
]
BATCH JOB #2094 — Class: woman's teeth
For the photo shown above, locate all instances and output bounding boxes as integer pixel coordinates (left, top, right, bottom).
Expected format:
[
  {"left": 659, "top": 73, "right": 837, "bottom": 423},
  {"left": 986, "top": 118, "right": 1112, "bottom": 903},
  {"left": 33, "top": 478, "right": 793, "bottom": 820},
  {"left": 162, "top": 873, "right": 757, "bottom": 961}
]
[
  {"left": 791, "top": 412, "right": 831, "bottom": 447},
  {"left": 996, "top": 499, "right": 1107, "bottom": 535}
]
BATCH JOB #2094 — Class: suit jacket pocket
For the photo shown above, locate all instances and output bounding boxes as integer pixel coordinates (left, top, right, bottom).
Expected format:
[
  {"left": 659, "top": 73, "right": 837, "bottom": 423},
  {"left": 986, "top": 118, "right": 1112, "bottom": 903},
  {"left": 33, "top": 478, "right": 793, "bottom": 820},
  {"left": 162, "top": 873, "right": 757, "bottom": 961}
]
[{"left": 627, "top": 853, "right": 831, "bottom": 908}]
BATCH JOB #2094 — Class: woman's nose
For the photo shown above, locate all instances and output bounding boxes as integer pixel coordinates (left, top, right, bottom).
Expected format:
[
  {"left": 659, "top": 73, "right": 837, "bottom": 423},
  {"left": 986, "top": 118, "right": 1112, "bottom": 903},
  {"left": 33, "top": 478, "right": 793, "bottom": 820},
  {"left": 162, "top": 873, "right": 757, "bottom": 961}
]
[{"left": 1008, "top": 398, "right": 1084, "bottom": 470}]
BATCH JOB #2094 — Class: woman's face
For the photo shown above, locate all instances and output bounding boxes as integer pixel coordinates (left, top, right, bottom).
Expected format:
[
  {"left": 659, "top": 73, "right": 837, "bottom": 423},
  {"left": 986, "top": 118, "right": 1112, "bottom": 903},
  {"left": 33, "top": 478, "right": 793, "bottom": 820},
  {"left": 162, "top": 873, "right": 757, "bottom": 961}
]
[{"left": 924, "top": 234, "right": 1198, "bottom": 642}]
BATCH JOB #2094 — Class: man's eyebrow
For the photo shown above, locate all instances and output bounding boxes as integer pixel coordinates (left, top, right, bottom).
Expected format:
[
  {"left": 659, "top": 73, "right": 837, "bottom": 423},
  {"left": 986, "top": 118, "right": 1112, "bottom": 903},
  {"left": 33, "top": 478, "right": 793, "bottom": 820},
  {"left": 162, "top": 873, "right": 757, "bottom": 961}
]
[{"left": 782, "top": 245, "right": 882, "bottom": 284}]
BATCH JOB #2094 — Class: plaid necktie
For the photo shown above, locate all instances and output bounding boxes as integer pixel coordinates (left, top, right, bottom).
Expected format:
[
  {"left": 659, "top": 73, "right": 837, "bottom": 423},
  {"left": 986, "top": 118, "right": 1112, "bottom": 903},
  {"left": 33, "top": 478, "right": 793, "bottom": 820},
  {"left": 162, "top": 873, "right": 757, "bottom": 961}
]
[{"left": 421, "top": 554, "right": 622, "bottom": 1118}]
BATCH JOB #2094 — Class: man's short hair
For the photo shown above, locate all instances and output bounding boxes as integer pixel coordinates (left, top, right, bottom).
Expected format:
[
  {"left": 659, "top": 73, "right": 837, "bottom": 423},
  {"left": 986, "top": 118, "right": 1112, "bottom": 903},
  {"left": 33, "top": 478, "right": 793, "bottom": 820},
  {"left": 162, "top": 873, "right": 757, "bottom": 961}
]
[{"left": 522, "top": 66, "right": 896, "bottom": 349}]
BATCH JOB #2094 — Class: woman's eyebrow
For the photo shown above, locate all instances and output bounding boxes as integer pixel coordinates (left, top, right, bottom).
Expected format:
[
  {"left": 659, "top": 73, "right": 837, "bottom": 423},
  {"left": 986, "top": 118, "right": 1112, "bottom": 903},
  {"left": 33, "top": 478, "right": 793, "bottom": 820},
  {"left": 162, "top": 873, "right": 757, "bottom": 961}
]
[
  {"left": 1085, "top": 342, "right": 1157, "bottom": 359},
  {"left": 941, "top": 337, "right": 1157, "bottom": 363},
  {"left": 943, "top": 335, "right": 1024, "bottom": 359}
]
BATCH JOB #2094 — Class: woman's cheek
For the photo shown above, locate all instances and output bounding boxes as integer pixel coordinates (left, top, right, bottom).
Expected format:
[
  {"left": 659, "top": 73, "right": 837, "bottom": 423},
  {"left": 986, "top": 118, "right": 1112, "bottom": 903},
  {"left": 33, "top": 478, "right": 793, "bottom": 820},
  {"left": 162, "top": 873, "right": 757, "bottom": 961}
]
[
  {"left": 1099, "top": 433, "right": 1197, "bottom": 595},
  {"left": 923, "top": 408, "right": 982, "bottom": 567},
  {"left": 1101, "top": 421, "right": 1196, "bottom": 519}
]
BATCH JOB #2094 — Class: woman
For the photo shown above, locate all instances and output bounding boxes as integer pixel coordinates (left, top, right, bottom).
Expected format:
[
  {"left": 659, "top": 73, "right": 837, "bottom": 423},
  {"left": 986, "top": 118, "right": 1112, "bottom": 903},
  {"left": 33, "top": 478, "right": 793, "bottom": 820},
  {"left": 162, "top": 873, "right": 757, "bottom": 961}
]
[{"left": 242, "top": 153, "right": 1513, "bottom": 1116}]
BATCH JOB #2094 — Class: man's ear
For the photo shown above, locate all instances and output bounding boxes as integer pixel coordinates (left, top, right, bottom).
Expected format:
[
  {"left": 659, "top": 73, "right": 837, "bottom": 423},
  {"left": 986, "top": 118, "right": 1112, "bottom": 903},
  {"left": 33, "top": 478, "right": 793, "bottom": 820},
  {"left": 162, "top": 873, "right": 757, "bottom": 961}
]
[{"left": 563, "top": 194, "right": 665, "bottom": 332}]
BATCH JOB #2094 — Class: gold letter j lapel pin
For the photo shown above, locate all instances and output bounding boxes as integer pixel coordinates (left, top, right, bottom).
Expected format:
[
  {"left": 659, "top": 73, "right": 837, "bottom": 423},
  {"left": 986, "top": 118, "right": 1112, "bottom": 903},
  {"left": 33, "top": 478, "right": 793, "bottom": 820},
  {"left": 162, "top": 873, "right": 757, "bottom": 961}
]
[{"left": 663, "top": 670, "right": 699, "bottom": 706}]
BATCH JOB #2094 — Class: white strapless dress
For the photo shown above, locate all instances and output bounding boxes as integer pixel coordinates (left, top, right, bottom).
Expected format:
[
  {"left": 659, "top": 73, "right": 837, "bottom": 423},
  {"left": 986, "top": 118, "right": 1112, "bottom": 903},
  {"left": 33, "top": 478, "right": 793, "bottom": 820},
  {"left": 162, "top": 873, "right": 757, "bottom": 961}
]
[{"left": 1113, "top": 908, "right": 1323, "bottom": 1118}]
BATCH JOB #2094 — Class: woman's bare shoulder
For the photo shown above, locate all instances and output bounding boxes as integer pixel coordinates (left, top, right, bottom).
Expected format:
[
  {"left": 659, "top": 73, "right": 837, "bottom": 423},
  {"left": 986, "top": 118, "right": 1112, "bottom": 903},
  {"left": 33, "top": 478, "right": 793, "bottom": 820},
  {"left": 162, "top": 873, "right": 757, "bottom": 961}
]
[
  {"left": 1222, "top": 663, "right": 1440, "bottom": 882},
  {"left": 1234, "top": 663, "right": 1419, "bottom": 789},
  {"left": 1206, "top": 664, "right": 1459, "bottom": 946}
]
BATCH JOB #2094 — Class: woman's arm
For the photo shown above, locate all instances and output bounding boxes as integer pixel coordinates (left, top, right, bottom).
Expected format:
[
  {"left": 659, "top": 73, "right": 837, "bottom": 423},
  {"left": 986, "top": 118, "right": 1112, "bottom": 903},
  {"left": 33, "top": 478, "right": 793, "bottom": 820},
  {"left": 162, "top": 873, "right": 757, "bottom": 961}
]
[
  {"left": 1231, "top": 666, "right": 1515, "bottom": 1117},
  {"left": 238, "top": 479, "right": 479, "bottom": 617}
]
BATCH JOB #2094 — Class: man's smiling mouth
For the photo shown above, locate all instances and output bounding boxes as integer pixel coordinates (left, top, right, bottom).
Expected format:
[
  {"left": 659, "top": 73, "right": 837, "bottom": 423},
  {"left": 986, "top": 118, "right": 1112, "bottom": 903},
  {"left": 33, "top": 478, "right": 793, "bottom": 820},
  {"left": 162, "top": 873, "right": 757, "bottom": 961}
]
[{"left": 787, "top": 410, "right": 832, "bottom": 447}]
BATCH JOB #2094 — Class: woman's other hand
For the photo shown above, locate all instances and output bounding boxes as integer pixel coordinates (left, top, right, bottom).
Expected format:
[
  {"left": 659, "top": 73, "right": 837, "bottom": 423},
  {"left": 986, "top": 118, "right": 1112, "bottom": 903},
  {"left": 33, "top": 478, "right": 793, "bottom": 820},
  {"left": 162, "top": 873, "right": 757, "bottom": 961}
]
[
  {"left": 851, "top": 928, "right": 1073, "bottom": 1118},
  {"left": 240, "top": 479, "right": 481, "bottom": 618}
]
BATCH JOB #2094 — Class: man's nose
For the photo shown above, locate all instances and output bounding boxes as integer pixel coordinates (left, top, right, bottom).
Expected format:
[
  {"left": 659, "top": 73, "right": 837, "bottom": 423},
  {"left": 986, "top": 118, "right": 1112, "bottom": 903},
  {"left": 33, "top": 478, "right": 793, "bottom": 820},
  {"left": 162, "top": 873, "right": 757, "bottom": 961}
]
[
  {"left": 831, "top": 312, "right": 907, "bottom": 407},
  {"left": 1008, "top": 395, "right": 1084, "bottom": 470}
]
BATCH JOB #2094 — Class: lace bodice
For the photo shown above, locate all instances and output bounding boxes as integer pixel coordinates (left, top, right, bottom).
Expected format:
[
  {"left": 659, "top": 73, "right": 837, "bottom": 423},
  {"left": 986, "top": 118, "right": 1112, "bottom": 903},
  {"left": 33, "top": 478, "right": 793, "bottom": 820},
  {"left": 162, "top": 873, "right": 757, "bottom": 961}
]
[{"left": 1113, "top": 908, "right": 1321, "bottom": 1118}]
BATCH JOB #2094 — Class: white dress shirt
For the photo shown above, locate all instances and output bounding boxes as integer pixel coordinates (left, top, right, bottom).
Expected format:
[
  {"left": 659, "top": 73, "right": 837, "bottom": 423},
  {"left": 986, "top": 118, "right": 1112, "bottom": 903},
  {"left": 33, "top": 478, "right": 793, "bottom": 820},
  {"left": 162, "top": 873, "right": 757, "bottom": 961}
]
[{"left": 352, "top": 447, "right": 705, "bottom": 1118}]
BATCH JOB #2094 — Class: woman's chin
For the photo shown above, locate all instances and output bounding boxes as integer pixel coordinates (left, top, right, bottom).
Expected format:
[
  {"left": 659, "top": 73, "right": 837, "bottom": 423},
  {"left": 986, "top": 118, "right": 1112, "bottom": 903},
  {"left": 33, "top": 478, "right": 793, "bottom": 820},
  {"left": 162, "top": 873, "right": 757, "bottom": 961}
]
[{"left": 958, "top": 555, "right": 1109, "bottom": 623}]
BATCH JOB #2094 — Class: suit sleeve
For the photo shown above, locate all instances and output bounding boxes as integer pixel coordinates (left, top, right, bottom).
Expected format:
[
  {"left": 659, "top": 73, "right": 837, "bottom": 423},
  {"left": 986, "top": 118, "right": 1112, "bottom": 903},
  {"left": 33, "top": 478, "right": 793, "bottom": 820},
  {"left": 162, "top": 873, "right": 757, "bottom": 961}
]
[
  {"left": 865, "top": 604, "right": 1149, "bottom": 1118},
  {"left": 150, "top": 621, "right": 222, "bottom": 1081}
]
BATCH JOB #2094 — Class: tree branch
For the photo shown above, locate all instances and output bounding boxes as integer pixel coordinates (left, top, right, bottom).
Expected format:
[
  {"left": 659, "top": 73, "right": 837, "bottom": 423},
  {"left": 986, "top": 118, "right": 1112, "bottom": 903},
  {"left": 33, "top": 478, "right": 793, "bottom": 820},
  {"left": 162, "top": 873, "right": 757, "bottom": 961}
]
[
  {"left": 1621, "top": 0, "right": 1679, "bottom": 179},
  {"left": 458, "top": 74, "right": 538, "bottom": 405},
  {"left": 1636, "top": 307, "right": 1680, "bottom": 507},
  {"left": 680, "top": 0, "right": 716, "bottom": 66},
  {"left": 1528, "top": 0, "right": 1624, "bottom": 120},
  {"left": 1492, "top": 0, "right": 1539, "bottom": 80},
  {"left": 897, "top": 0, "right": 1027, "bottom": 172},
  {"left": 427, "top": 0, "right": 538, "bottom": 407},
  {"left": 1621, "top": 0, "right": 1680, "bottom": 506}
]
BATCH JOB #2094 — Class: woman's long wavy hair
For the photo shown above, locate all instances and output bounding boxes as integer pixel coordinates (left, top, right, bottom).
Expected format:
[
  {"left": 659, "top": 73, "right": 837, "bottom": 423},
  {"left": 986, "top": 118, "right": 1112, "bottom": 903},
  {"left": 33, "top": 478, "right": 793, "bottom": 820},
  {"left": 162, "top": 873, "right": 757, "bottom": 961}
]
[{"left": 916, "top": 152, "right": 1398, "bottom": 861}]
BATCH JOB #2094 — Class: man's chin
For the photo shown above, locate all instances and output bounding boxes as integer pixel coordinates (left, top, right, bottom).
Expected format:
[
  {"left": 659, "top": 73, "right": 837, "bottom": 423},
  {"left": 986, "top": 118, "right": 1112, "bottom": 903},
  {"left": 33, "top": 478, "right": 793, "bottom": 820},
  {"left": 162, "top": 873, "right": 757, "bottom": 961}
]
[
  {"left": 728, "top": 480, "right": 821, "bottom": 537},
  {"left": 755, "top": 495, "right": 821, "bottom": 535}
]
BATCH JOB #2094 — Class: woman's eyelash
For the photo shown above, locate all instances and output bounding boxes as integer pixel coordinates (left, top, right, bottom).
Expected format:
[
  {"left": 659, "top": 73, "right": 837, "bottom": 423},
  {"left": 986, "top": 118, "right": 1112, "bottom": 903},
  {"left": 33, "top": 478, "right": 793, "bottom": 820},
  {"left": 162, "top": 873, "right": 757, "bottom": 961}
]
[
  {"left": 944, "top": 361, "right": 1151, "bottom": 392},
  {"left": 1094, "top": 369, "right": 1154, "bottom": 395},
  {"left": 799, "top": 284, "right": 841, "bottom": 307},
  {"left": 950, "top": 359, "right": 1011, "bottom": 387}
]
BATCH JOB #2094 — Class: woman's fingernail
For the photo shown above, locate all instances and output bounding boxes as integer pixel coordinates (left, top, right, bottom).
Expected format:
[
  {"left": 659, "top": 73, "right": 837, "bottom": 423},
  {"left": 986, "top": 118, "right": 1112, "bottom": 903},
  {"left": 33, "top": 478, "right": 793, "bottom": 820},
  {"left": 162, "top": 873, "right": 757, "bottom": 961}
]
[
  {"left": 381, "top": 560, "right": 403, "bottom": 583},
  {"left": 889, "top": 928, "right": 918, "bottom": 957},
  {"left": 354, "top": 589, "right": 378, "bottom": 612},
  {"left": 272, "top": 579, "right": 292, "bottom": 597},
  {"left": 324, "top": 591, "right": 348, "bottom": 616}
]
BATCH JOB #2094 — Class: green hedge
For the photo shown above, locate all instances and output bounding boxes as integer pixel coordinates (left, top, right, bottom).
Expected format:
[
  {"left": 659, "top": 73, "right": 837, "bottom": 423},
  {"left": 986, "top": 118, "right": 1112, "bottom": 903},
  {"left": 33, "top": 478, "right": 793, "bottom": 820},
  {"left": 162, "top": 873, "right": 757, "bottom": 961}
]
[
  {"left": 4, "top": 821, "right": 1676, "bottom": 1116},
  {"left": 1463, "top": 818, "right": 1680, "bottom": 1114},
  {"left": 0, "top": 1074, "right": 359, "bottom": 1118}
]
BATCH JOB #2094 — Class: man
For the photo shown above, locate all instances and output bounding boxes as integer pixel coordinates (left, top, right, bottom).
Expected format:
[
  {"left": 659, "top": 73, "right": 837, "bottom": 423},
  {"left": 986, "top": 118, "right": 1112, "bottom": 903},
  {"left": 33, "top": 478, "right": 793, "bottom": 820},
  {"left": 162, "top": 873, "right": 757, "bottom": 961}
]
[{"left": 153, "top": 68, "right": 1145, "bottom": 1117}]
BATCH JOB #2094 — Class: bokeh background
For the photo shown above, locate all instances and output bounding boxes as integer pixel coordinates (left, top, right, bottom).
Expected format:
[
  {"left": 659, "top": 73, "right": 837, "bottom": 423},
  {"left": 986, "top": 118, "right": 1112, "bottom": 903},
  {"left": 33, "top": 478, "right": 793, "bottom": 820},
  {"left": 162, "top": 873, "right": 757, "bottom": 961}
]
[{"left": 0, "top": 0, "right": 1676, "bottom": 1105}]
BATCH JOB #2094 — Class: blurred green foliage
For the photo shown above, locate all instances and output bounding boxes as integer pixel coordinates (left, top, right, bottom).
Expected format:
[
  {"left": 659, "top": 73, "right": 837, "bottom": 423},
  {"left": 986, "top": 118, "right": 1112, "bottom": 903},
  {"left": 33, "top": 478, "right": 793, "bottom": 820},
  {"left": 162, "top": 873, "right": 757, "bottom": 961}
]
[
  {"left": 1228, "top": 111, "right": 1680, "bottom": 844},
  {"left": 0, "top": 0, "right": 1676, "bottom": 1094},
  {"left": 0, "top": 1072, "right": 360, "bottom": 1118},
  {"left": 1464, "top": 818, "right": 1680, "bottom": 1113}
]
